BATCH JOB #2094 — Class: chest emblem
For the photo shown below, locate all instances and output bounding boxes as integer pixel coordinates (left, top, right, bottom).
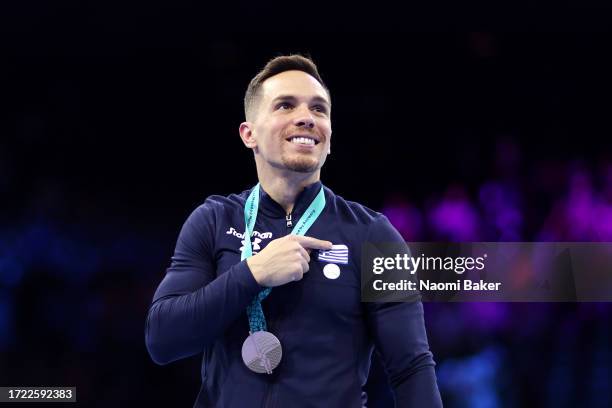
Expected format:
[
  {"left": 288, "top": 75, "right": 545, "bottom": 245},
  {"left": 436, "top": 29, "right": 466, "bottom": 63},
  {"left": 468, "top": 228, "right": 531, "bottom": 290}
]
[
  {"left": 318, "top": 244, "right": 349, "bottom": 264},
  {"left": 323, "top": 263, "right": 341, "bottom": 280}
]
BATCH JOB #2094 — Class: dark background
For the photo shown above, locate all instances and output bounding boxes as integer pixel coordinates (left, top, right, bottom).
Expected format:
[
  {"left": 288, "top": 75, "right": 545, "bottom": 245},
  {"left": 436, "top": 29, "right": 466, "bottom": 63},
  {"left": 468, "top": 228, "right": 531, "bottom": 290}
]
[{"left": 2, "top": 2, "right": 612, "bottom": 407}]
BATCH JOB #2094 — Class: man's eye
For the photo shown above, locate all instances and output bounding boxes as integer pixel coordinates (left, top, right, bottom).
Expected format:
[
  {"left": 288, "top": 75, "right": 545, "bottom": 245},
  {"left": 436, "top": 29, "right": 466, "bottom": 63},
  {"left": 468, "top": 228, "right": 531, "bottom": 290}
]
[
  {"left": 312, "top": 105, "right": 327, "bottom": 113},
  {"left": 277, "top": 102, "right": 293, "bottom": 110}
]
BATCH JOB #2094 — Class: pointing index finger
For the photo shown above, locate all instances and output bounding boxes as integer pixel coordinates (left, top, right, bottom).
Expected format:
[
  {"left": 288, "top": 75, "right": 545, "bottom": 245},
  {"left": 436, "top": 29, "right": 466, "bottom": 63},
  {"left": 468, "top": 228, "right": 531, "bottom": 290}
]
[{"left": 294, "top": 236, "right": 333, "bottom": 250}]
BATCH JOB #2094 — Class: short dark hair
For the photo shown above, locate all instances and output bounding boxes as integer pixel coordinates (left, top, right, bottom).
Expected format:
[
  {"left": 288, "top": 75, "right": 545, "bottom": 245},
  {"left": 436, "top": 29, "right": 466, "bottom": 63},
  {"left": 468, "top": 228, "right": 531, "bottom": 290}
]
[{"left": 244, "top": 54, "right": 330, "bottom": 120}]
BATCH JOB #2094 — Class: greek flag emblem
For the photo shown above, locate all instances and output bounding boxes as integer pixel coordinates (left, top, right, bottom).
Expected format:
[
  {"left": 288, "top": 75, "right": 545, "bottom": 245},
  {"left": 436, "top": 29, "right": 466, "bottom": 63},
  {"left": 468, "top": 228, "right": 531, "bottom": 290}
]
[{"left": 318, "top": 244, "right": 349, "bottom": 264}]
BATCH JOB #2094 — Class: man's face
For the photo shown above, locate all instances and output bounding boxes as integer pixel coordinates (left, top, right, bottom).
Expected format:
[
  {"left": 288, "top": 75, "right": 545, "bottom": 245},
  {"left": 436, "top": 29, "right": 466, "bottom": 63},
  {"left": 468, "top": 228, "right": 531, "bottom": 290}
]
[{"left": 246, "top": 70, "right": 332, "bottom": 174}]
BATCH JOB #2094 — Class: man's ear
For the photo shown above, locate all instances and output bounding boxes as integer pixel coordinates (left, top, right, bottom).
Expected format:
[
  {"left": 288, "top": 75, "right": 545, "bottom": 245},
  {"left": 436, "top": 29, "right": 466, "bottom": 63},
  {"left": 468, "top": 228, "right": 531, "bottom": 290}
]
[{"left": 239, "top": 122, "right": 257, "bottom": 149}]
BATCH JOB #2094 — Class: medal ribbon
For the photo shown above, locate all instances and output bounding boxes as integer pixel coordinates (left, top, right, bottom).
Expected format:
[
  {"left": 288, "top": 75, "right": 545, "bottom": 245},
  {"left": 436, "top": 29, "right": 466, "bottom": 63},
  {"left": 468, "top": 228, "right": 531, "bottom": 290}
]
[{"left": 242, "top": 183, "right": 326, "bottom": 333}]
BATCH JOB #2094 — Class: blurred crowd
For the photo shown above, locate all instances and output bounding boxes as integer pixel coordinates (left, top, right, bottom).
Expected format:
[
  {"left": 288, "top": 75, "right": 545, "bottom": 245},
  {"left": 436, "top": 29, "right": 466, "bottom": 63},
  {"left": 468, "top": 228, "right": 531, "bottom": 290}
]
[{"left": 380, "top": 138, "right": 611, "bottom": 407}]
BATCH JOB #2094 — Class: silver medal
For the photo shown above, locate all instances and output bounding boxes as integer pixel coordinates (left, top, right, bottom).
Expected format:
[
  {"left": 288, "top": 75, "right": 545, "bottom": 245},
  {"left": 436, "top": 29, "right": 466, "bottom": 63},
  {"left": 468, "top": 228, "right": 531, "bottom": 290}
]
[{"left": 241, "top": 331, "right": 282, "bottom": 374}]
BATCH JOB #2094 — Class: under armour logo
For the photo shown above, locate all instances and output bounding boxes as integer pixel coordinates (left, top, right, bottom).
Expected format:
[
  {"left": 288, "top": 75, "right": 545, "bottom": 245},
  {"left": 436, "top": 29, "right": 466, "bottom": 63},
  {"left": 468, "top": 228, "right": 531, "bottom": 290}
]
[{"left": 240, "top": 237, "right": 262, "bottom": 252}]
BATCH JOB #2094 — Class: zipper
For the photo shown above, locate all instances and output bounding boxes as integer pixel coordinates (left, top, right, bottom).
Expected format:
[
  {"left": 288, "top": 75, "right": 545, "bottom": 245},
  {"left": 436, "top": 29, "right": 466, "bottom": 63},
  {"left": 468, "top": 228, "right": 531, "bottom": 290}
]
[{"left": 285, "top": 213, "right": 292, "bottom": 228}]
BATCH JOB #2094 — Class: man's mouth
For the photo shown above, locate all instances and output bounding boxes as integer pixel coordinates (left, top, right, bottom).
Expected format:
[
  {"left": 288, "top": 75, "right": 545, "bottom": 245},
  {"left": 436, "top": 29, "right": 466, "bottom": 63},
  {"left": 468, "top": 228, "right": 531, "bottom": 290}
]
[{"left": 286, "top": 135, "right": 320, "bottom": 146}]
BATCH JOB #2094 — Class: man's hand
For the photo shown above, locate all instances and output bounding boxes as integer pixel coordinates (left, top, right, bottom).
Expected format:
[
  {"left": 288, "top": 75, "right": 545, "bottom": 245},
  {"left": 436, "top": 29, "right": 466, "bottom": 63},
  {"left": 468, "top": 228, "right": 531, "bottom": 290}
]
[{"left": 246, "top": 235, "right": 333, "bottom": 287}]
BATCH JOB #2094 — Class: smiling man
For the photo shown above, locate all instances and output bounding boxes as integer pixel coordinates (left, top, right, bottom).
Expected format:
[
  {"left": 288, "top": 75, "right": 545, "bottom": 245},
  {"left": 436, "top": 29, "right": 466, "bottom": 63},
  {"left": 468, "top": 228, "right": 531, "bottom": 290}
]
[{"left": 145, "top": 55, "right": 442, "bottom": 407}]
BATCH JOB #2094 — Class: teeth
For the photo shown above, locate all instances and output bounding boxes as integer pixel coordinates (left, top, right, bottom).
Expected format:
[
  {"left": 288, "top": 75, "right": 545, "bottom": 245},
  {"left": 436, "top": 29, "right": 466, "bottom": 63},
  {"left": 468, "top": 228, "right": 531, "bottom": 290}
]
[{"left": 290, "top": 137, "right": 315, "bottom": 145}]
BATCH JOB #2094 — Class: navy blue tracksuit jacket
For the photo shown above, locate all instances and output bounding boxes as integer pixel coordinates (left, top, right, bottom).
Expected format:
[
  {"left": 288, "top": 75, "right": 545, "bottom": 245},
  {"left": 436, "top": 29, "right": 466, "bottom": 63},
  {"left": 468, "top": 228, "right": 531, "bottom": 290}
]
[{"left": 145, "top": 181, "right": 442, "bottom": 407}]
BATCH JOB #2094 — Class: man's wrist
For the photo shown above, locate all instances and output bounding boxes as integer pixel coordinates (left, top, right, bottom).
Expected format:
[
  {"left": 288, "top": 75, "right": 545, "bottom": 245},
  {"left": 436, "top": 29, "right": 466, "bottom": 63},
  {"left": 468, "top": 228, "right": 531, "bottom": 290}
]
[{"left": 246, "top": 257, "right": 265, "bottom": 286}]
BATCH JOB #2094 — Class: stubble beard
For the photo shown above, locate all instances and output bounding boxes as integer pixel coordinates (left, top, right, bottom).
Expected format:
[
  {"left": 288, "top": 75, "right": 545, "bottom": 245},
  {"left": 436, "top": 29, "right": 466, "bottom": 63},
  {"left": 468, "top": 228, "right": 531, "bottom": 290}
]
[{"left": 281, "top": 153, "right": 320, "bottom": 173}]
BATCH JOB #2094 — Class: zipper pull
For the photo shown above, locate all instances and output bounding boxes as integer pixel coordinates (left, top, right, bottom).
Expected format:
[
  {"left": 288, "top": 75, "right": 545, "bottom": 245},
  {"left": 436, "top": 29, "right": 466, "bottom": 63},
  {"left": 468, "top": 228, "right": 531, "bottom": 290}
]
[{"left": 286, "top": 213, "right": 292, "bottom": 228}]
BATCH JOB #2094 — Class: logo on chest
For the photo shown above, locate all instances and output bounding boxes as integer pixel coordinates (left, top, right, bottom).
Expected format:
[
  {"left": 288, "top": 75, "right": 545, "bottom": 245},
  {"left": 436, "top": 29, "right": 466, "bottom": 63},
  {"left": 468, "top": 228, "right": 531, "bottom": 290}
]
[
  {"left": 226, "top": 227, "right": 273, "bottom": 254},
  {"left": 318, "top": 244, "right": 349, "bottom": 280}
]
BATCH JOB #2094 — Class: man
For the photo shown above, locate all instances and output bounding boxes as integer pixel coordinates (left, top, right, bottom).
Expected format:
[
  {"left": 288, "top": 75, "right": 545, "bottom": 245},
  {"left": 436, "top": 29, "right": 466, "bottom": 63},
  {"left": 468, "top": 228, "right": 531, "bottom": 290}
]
[{"left": 145, "top": 55, "right": 442, "bottom": 407}]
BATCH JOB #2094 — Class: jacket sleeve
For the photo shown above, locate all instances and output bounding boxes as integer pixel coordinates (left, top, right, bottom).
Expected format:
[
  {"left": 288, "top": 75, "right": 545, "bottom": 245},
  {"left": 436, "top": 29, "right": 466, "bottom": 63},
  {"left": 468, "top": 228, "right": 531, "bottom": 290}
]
[
  {"left": 363, "top": 215, "right": 442, "bottom": 407},
  {"left": 145, "top": 201, "right": 262, "bottom": 365}
]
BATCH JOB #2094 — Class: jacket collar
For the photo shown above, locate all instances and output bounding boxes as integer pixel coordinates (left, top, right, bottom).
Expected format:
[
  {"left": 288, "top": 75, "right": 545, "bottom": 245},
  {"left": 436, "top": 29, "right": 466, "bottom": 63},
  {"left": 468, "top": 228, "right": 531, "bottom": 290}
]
[{"left": 256, "top": 181, "right": 324, "bottom": 219}]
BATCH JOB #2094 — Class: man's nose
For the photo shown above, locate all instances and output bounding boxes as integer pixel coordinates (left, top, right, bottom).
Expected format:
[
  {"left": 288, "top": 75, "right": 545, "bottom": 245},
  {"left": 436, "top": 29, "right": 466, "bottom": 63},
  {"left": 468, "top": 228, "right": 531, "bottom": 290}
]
[{"left": 293, "top": 106, "right": 315, "bottom": 129}]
